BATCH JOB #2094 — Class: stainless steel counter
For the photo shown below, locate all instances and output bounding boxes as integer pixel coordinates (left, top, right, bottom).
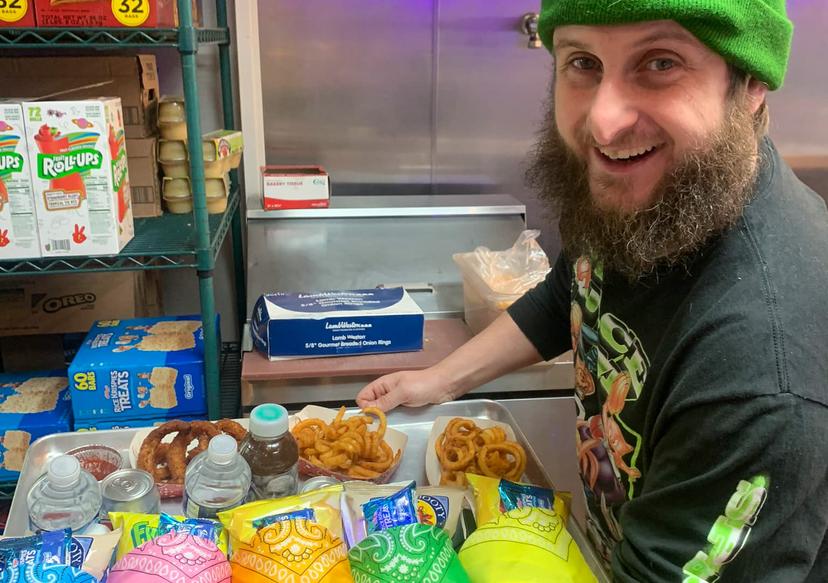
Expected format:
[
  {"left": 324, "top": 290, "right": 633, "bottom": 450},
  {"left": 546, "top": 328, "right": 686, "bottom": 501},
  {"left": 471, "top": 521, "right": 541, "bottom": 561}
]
[{"left": 502, "top": 396, "right": 586, "bottom": 525}]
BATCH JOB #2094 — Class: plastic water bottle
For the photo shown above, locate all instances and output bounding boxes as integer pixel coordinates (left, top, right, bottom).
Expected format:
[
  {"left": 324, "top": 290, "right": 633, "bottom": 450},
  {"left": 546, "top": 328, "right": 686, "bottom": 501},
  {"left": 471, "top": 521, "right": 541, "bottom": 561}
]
[
  {"left": 184, "top": 433, "right": 251, "bottom": 519},
  {"left": 239, "top": 403, "right": 299, "bottom": 500},
  {"left": 27, "top": 454, "right": 102, "bottom": 533}
]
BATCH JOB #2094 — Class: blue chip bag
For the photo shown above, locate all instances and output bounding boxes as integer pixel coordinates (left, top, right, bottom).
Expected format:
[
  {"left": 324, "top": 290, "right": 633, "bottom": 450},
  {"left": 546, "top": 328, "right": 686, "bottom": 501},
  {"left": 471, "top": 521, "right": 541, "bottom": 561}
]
[
  {"left": 0, "top": 530, "right": 97, "bottom": 583},
  {"left": 156, "top": 513, "right": 226, "bottom": 547},
  {"left": 498, "top": 480, "right": 554, "bottom": 512},
  {"left": 362, "top": 481, "right": 418, "bottom": 534}
]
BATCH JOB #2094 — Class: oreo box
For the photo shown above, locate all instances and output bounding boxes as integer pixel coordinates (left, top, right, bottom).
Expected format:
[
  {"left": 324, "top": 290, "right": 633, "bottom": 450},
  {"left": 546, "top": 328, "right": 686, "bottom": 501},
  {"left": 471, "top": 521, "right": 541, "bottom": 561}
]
[
  {"left": 0, "top": 371, "right": 72, "bottom": 480},
  {"left": 251, "top": 287, "right": 424, "bottom": 360},
  {"left": 69, "top": 315, "right": 214, "bottom": 423}
]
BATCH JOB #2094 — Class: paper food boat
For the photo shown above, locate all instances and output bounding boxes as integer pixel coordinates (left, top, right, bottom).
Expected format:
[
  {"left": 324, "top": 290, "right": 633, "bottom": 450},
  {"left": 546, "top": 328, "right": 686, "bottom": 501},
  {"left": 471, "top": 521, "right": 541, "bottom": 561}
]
[
  {"left": 289, "top": 405, "right": 408, "bottom": 484},
  {"left": 425, "top": 415, "right": 519, "bottom": 486}
]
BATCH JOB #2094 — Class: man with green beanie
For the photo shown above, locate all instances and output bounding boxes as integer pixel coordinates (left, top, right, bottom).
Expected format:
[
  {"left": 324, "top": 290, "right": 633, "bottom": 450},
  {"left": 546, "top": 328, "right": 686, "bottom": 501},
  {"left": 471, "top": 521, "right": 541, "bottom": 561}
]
[{"left": 358, "top": 1, "right": 828, "bottom": 581}]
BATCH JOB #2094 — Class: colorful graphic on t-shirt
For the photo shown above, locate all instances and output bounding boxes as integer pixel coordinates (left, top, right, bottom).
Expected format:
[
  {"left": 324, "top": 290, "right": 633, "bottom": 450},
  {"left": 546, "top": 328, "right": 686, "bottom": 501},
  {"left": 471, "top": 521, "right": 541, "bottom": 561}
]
[
  {"left": 682, "top": 475, "right": 768, "bottom": 583},
  {"left": 570, "top": 256, "right": 651, "bottom": 561}
]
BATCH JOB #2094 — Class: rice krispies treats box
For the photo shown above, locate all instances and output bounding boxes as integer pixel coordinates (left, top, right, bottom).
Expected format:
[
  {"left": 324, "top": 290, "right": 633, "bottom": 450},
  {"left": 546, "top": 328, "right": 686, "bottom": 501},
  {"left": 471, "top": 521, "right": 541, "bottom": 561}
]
[
  {"left": 0, "top": 101, "right": 40, "bottom": 260},
  {"left": 69, "top": 315, "right": 214, "bottom": 424},
  {"left": 0, "top": 370, "right": 72, "bottom": 480},
  {"left": 73, "top": 413, "right": 205, "bottom": 431},
  {"left": 22, "top": 98, "right": 134, "bottom": 258}
]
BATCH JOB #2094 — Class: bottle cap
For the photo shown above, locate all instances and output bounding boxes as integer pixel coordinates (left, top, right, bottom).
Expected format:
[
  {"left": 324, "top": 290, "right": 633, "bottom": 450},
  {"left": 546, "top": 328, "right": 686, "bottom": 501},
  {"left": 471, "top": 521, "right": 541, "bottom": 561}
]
[
  {"left": 250, "top": 403, "right": 290, "bottom": 438},
  {"left": 208, "top": 434, "right": 238, "bottom": 465},
  {"left": 48, "top": 455, "right": 81, "bottom": 488}
]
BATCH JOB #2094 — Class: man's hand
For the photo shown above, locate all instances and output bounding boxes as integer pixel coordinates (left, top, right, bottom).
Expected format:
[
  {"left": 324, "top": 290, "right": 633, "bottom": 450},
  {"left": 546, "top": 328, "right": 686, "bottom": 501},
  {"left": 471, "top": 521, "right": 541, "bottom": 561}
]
[{"left": 356, "top": 368, "right": 456, "bottom": 412}]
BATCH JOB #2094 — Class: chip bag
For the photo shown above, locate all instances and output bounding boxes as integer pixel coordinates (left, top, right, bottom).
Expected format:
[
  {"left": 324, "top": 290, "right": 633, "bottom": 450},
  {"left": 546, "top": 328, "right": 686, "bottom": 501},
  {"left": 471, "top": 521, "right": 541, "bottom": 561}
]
[
  {"left": 108, "top": 531, "right": 231, "bottom": 583},
  {"left": 109, "top": 511, "right": 228, "bottom": 560},
  {"left": 230, "top": 518, "right": 352, "bottom": 583},
  {"left": 349, "top": 523, "right": 470, "bottom": 582},
  {"left": 458, "top": 507, "right": 597, "bottom": 583},
  {"left": 342, "top": 481, "right": 467, "bottom": 547},
  {"left": 466, "top": 474, "right": 570, "bottom": 526},
  {"left": 218, "top": 483, "right": 344, "bottom": 546},
  {"left": 0, "top": 530, "right": 97, "bottom": 583}
]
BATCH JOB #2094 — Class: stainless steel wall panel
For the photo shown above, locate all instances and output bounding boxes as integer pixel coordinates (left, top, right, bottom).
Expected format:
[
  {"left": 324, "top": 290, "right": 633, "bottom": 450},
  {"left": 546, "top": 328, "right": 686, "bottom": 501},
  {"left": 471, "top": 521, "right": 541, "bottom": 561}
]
[
  {"left": 434, "top": 0, "right": 558, "bottom": 255},
  {"left": 257, "top": 1, "right": 435, "bottom": 191}
]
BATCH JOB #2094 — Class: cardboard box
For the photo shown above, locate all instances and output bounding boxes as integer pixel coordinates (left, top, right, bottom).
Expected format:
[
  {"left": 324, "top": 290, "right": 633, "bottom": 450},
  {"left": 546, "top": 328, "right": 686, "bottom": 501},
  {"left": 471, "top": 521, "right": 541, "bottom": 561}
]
[
  {"left": 126, "top": 137, "right": 161, "bottom": 218},
  {"left": 251, "top": 287, "right": 424, "bottom": 360},
  {"left": 0, "top": 271, "right": 162, "bottom": 338},
  {"left": 23, "top": 98, "right": 135, "bottom": 258},
  {"left": 0, "top": 55, "right": 159, "bottom": 139},
  {"left": 0, "top": 0, "right": 35, "bottom": 27},
  {"left": 0, "top": 102, "right": 40, "bottom": 260},
  {"left": 74, "top": 413, "right": 205, "bottom": 431},
  {"left": 69, "top": 315, "right": 213, "bottom": 423},
  {"left": 0, "top": 371, "right": 72, "bottom": 480},
  {"left": 262, "top": 165, "right": 330, "bottom": 210},
  {"left": 34, "top": 0, "right": 194, "bottom": 28}
]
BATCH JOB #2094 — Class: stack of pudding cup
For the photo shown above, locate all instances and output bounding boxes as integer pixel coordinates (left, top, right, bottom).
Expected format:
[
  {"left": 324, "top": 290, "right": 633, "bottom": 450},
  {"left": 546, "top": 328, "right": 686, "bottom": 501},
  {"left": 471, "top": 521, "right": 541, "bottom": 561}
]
[{"left": 157, "top": 96, "right": 243, "bottom": 215}]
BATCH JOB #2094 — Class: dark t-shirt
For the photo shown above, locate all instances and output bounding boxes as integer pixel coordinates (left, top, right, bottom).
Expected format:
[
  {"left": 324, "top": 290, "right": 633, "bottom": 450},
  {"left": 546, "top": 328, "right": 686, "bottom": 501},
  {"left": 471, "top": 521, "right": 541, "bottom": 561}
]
[{"left": 508, "top": 138, "right": 828, "bottom": 582}]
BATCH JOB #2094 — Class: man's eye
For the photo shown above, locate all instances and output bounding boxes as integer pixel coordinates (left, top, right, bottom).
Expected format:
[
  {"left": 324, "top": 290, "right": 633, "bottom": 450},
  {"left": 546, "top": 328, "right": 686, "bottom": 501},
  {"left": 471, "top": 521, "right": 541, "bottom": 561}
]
[
  {"left": 571, "top": 57, "right": 600, "bottom": 71},
  {"left": 647, "top": 58, "right": 675, "bottom": 72}
]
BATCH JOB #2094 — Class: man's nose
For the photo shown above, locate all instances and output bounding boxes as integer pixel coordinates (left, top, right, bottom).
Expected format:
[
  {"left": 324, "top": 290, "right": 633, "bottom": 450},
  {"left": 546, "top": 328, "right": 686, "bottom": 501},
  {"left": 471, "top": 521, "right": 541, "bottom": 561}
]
[{"left": 588, "top": 79, "right": 640, "bottom": 146}]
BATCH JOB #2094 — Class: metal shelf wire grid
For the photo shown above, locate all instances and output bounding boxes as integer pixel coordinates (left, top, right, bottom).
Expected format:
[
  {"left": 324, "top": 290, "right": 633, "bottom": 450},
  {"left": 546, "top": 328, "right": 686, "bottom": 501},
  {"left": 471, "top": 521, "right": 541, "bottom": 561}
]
[
  {"left": 0, "top": 27, "right": 229, "bottom": 49},
  {"left": 0, "top": 189, "right": 239, "bottom": 276}
]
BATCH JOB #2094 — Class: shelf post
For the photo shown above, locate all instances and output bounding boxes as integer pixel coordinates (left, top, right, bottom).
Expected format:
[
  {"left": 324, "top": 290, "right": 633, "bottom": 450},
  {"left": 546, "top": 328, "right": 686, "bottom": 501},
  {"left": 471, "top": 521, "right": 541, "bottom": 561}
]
[
  {"left": 178, "top": 0, "right": 220, "bottom": 420},
  {"left": 216, "top": 0, "right": 247, "bottom": 336}
]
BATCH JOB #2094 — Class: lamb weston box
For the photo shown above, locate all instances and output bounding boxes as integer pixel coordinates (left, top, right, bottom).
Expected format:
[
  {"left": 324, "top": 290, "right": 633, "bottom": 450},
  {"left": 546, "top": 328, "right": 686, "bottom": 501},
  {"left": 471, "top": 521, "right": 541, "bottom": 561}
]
[{"left": 251, "top": 288, "right": 424, "bottom": 360}]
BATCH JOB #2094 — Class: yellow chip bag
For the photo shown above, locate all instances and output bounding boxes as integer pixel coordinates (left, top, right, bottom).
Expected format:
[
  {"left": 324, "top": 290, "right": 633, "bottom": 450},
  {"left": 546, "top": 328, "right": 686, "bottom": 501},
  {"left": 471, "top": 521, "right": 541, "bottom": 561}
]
[
  {"left": 458, "top": 507, "right": 597, "bottom": 583},
  {"left": 466, "top": 473, "right": 571, "bottom": 526},
  {"left": 109, "top": 512, "right": 229, "bottom": 560},
  {"left": 231, "top": 518, "right": 353, "bottom": 582},
  {"left": 218, "top": 483, "right": 344, "bottom": 546}
]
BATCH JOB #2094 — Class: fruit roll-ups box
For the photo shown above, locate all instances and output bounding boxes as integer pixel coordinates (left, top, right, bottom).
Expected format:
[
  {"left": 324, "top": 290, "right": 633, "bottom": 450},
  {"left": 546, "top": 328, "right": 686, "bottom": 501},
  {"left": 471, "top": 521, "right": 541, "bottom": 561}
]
[
  {"left": 0, "top": 101, "right": 40, "bottom": 260},
  {"left": 68, "top": 315, "right": 216, "bottom": 423},
  {"left": 0, "top": 370, "right": 72, "bottom": 481},
  {"left": 251, "top": 287, "right": 424, "bottom": 360},
  {"left": 23, "top": 98, "right": 134, "bottom": 258}
]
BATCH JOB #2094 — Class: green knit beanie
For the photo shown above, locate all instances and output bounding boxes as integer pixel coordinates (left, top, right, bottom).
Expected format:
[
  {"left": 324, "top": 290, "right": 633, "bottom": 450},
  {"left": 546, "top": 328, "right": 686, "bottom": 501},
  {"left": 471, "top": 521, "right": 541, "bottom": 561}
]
[{"left": 538, "top": 0, "right": 793, "bottom": 90}]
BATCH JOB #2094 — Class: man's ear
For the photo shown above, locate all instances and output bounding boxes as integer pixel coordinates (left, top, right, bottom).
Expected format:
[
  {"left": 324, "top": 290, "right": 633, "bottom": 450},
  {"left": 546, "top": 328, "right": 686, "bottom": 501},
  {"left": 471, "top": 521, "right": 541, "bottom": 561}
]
[{"left": 746, "top": 77, "right": 768, "bottom": 115}]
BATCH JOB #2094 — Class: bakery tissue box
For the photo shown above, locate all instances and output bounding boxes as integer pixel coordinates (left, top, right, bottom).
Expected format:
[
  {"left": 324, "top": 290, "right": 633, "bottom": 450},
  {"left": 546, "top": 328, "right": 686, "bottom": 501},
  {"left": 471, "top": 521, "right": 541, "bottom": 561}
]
[{"left": 251, "top": 288, "right": 424, "bottom": 360}]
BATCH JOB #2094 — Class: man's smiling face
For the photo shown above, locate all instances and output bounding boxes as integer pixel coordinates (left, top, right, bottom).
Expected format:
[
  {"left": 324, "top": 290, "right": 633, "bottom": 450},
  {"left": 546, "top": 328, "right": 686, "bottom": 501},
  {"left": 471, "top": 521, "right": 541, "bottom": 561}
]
[
  {"left": 528, "top": 19, "right": 770, "bottom": 279},
  {"left": 553, "top": 20, "right": 735, "bottom": 212}
]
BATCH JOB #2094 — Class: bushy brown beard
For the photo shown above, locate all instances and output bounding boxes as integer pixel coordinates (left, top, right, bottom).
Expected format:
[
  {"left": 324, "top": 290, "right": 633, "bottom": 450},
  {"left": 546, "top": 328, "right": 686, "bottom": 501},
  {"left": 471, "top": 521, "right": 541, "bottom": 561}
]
[{"left": 526, "top": 94, "right": 762, "bottom": 281}]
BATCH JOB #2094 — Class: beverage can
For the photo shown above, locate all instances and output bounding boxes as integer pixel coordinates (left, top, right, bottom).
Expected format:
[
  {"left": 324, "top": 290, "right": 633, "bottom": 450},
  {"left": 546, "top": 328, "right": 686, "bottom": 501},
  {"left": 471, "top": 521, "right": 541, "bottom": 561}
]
[
  {"left": 300, "top": 476, "right": 341, "bottom": 494},
  {"left": 100, "top": 469, "right": 160, "bottom": 519}
]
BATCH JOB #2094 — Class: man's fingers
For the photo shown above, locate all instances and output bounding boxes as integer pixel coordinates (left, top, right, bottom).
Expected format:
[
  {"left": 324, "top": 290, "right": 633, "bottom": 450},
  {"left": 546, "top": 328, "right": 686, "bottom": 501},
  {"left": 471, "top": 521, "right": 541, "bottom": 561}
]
[{"left": 356, "top": 378, "right": 404, "bottom": 412}]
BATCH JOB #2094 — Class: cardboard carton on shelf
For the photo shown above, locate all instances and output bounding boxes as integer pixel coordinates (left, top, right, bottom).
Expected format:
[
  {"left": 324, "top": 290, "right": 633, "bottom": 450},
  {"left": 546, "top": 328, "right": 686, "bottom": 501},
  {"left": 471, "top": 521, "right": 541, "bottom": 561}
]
[
  {"left": 22, "top": 97, "right": 135, "bottom": 258},
  {"left": 0, "top": 55, "right": 159, "bottom": 139},
  {"left": 0, "top": 101, "right": 40, "bottom": 260},
  {"left": 34, "top": 0, "right": 199, "bottom": 29},
  {"left": 0, "top": 0, "right": 35, "bottom": 27},
  {"left": 69, "top": 315, "right": 214, "bottom": 423},
  {"left": 127, "top": 137, "right": 162, "bottom": 218},
  {"left": 0, "top": 271, "right": 162, "bottom": 338},
  {"left": 261, "top": 165, "right": 330, "bottom": 210},
  {"left": 0, "top": 371, "right": 72, "bottom": 480}
]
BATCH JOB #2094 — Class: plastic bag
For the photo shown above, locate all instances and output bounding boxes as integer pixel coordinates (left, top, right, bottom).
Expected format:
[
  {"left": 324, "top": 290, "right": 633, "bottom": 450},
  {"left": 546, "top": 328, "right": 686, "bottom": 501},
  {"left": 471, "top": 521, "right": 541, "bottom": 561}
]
[
  {"left": 453, "top": 231, "right": 551, "bottom": 333},
  {"left": 459, "top": 507, "right": 596, "bottom": 583},
  {"left": 455, "top": 230, "right": 550, "bottom": 296}
]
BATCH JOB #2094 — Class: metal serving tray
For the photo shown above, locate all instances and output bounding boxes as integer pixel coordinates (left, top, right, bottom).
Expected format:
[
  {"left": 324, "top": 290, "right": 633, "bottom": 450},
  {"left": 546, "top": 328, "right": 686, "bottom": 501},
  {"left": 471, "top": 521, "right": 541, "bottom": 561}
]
[{"left": 6, "top": 399, "right": 609, "bottom": 581}]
